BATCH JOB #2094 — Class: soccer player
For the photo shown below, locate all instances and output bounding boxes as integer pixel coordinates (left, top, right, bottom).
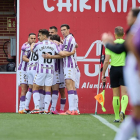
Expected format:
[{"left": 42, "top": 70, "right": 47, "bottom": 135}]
[
  {"left": 43, "top": 34, "right": 76, "bottom": 114},
  {"left": 43, "top": 25, "right": 77, "bottom": 114},
  {"left": 115, "top": 10, "right": 140, "bottom": 140},
  {"left": 18, "top": 33, "right": 36, "bottom": 113},
  {"left": 102, "top": 26, "right": 128, "bottom": 123},
  {"left": 101, "top": 8, "right": 140, "bottom": 139},
  {"left": 49, "top": 35, "right": 65, "bottom": 114}
]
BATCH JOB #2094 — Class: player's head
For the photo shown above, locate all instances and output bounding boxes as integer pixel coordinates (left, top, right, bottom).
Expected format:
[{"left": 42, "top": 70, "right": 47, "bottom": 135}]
[
  {"left": 28, "top": 33, "right": 36, "bottom": 45},
  {"left": 38, "top": 29, "right": 49, "bottom": 42},
  {"left": 60, "top": 24, "right": 70, "bottom": 38},
  {"left": 49, "top": 26, "right": 58, "bottom": 36},
  {"left": 114, "top": 26, "right": 124, "bottom": 39},
  {"left": 50, "top": 35, "right": 60, "bottom": 42},
  {"left": 127, "top": 8, "right": 140, "bottom": 26}
]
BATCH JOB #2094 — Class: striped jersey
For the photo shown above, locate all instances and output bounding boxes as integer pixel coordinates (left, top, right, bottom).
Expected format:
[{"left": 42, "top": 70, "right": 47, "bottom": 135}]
[
  {"left": 33, "top": 40, "right": 61, "bottom": 74},
  {"left": 62, "top": 34, "right": 76, "bottom": 68},
  {"left": 18, "top": 43, "right": 31, "bottom": 71},
  {"left": 27, "top": 50, "right": 38, "bottom": 71},
  {"left": 74, "top": 50, "right": 80, "bottom": 72},
  {"left": 54, "top": 44, "right": 63, "bottom": 72},
  {"left": 131, "top": 13, "right": 140, "bottom": 55}
]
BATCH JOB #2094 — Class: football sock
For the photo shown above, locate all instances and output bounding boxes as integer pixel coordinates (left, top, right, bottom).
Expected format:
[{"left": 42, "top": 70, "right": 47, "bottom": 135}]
[
  {"left": 68, "top": 90, "right": 75, "bottom": 111},
  {"left": 74, "top": 90, "right": 79, "bottom": 111},
  {"left": 60, "top": 98, "right": 66, "bottom": 111},
  {"left": 133, "top": 117, "right": 140, "bottom": 139},
  {"left": 33, "top": 90, "right": 40, "bottom": 109},
  {"left": 19, "top": 96, "right": 25, "bottom": 111},
  {"left": 114, "top": 116, "right": 135, "bottom": 140},
  {"left": 44, "top": 92, "right": 51, "bottom": 112},
  {"left": 51, "top": 90, "right": 58, "bottom": 111},
  {"left": 25, "top": 88, "right": 32, "bottom": 110},
  {"left": 113, "top": 96, "right": 120, "bottom": 120},
  {"left": 121, "top": 95, "right": 128, "bottom": 114},
  {"left": 39, "top": 89, "right": 44, "bottom": 111}
]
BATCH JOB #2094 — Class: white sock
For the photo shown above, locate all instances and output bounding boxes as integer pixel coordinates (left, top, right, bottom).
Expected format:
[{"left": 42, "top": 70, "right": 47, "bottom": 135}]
[
  {"left": 133, "top": 117, "right": 140, "bottom": 139},
  {"left": 39, "top": 89, "right": 45, "bottom": 111},
  {"left": 19, "top": 96, "right": 25, "bottom": 111},
  {"left": 60, "top": 98, "right": 66, "bottom": 111},
  {"left": 33, "top": 90, "right": 40, "bottom": 109},
  {"left": 74, "top": 90, "right": 79, "bottom": 111},
  {"left": 68, "top": 90, "right": 74, "bottom": 111},
  {"left": 50, "top": 90, "right": 58, "bottom": 111},
  {"left": 114, "top": 116, "right": 136, "bottom": 140},
  {"left": 44, "top": 92, "right": 51, "bottom": 112},
  {"left": 25, "top": 88, "right": 32, "bottom": 110}
]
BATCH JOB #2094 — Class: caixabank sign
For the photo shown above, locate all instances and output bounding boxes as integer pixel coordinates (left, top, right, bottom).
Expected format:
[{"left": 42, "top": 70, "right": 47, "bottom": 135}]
[{"left": 17, "top": 0, "right": 140, "bottom": 114}]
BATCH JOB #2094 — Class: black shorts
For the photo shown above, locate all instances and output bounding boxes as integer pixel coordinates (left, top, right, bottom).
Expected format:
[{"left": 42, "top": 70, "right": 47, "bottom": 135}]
[{"left": 110, "top": 66, "right": 125, "bottom": 88}]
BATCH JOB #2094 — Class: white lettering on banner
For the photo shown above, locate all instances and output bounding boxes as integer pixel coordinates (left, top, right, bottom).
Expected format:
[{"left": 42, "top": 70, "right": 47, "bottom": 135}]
[
  {"left": 43, "top": 0, "right": 140, "bottom": 12},
  {"left": 102, "top": 0, "right": 115, "bottom": 12},
  {"left": 57, "top": 0, "right": 72, "bottom": 12},
  {"left": 81, "top": 82, "right": 111, "bottom": 89},
  {"left": 43, "top": 0, "right": 54, "bottom": 12},
  {"left": 77, "top": 40, "right": 111, "bottom": 77},
  {"left": 80, "top": 0, "right": 91, "bottom": 12}
]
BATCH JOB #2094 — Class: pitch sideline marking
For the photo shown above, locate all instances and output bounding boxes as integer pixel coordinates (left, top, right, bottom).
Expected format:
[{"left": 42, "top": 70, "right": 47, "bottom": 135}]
[{"left": 91, "top": 114, "right": 119, "bottom": 132}]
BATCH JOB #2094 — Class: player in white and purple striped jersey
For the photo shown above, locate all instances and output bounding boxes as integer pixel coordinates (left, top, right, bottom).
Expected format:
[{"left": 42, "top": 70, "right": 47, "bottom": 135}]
[
  {"left": 48, "top": 35, "right": 67, "bottom": 114},
  {"left": 18, "top": 33, "right": 36, "bottom": 114},
  {"left": 60, "top": 24, "right": 77, "bottom": 115},
  {"left": 24, "top": 48, "right": 38, "bottom": 113},
  {"left": 112, "top": 8, "right": 140, "bottom": 140}
]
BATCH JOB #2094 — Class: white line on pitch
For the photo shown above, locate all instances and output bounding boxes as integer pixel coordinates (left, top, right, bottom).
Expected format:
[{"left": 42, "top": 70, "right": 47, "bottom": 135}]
[{"left": 91, "top": 114, "right": 119, "bottom": 132}]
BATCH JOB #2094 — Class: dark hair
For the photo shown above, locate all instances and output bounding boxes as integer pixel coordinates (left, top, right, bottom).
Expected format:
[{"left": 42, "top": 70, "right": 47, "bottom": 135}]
[
  {"left": 70, "top": 33, "right": 74, "bottom": 37},
  {"left": 60, "top": 24, "right": 70, "bottom": 29},
  {"left": 49, "top": 26, "right": 58, "bottom": 32},
  {"left": 38, "top": 29, "right": 49, "bottom": 37},
  {"left": 28, "top": 33, "right": 36, "bottom": 37},
  {"left": 114, "top": 26, "right": 124, "bottom": 37},
  {"left": 131, "top": 8, "right": 140, "bottom": 17},
  {"left": 50, "top": 35, "right": 60, "bottom": 42}
]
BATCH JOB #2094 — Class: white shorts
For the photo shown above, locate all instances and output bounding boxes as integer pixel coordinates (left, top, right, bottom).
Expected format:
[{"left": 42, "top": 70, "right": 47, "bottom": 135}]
[
  {"left": 124, "top": 53, "right": 140, "bottom": 106},
  {"left": 27, "top": 70, "right": 36, "bottom": 85},
  {"left": 34, "top": 73, "right": 53, "bottom": 86},
  {"left": 64, "top": 67, "right": 75, "bottom": 82},
  {"left": 17, "top": 70, "right": 28, "bottom": 85},
  {"left": 53, "top": 70, "right": 60, "bottom": 85},
  {"left": 75, "top": 68, "right": 81, "bottom": 89}
]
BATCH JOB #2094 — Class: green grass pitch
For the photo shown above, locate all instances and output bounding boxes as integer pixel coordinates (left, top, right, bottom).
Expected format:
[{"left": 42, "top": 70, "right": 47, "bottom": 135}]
[{"left": 0, "top": 114, "right": 120, "bottom": 140}]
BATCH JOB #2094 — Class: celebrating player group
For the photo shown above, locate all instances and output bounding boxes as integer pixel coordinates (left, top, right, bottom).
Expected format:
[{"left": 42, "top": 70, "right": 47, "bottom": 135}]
[{"left": 17, "top": 24, "right": 80, "bottom": 115}]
